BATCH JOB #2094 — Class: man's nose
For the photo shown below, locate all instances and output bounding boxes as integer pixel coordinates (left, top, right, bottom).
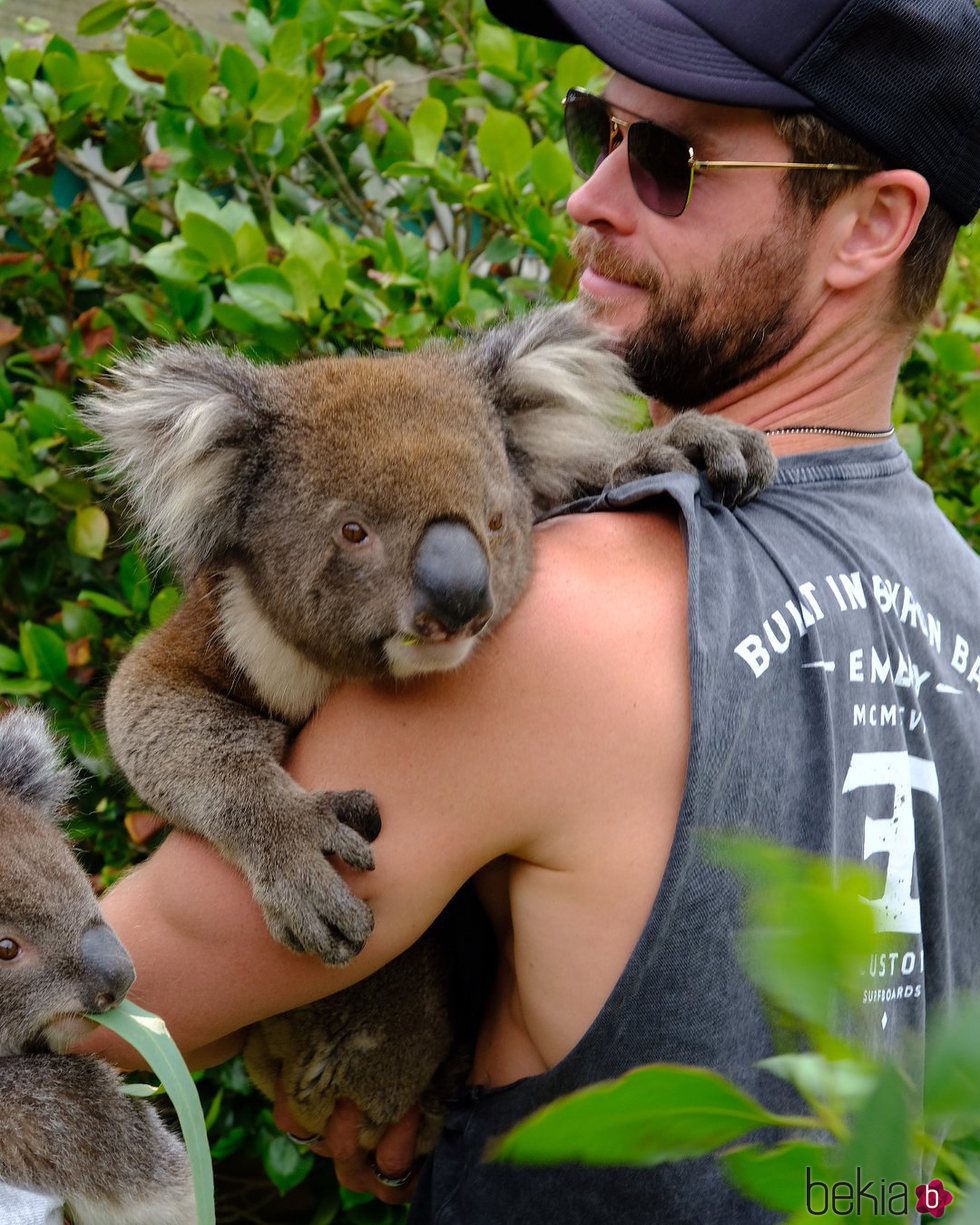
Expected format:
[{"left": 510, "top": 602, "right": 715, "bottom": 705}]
[{"left": 566, "top": 140, "right": 639, "bottom": 233}]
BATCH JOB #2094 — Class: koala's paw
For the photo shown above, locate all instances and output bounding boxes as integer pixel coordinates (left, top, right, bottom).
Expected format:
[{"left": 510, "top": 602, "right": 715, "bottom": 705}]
[
  {"left": 656, "top": 414, "right": 777, "bottom": 506},
  {"left": 248, "top": 790, "right": 380, "bottom": 964}
]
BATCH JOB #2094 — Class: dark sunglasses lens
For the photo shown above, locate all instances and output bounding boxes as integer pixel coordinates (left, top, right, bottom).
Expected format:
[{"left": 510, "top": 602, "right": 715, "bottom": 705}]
[
  {"left": 564, "top": 92, "right": 611, "bottom": 180},
  {"left": 627, "top": 122, "right": 692, "bottom": 217}
]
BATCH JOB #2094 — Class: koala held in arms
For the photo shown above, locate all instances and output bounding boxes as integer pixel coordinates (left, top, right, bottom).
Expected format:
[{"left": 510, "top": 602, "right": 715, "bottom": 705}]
[
  {"left": 83, "top": 304, "right": 775, "bottom": 1151},
  {"left": 0, "top": 708, "right": 193, "bottom": 1225}
]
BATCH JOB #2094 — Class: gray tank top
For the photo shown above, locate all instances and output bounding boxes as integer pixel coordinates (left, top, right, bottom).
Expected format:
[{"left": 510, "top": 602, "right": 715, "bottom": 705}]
[{"left": 409, "top": 439, "right": 980, "bottom": 1224}]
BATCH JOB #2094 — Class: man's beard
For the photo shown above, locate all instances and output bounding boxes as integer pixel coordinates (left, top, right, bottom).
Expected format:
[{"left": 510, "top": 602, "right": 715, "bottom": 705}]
[{"left": 570, "top": 215, "right": 814, "bottom": 411}]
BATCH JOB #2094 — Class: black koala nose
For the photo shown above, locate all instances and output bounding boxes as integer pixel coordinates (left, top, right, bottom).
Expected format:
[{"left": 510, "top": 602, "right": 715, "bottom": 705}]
[
  {"left": 413, "top": 519, "right": 492, "bottom": 638},
  {"left": 79, "top": 923, "right": 136, "bottom": 1014}
]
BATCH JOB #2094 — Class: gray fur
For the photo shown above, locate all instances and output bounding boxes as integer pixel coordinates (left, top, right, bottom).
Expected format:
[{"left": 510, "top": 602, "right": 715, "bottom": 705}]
[
  {"left": 0, "top": 711, "right": 193, "bottom": 1224},
  {"left": 0, "top": 707, "right": 75, "bottom": 815},
  {"left": 88, "top": 304, "right": 776, "bottom": 1153}
]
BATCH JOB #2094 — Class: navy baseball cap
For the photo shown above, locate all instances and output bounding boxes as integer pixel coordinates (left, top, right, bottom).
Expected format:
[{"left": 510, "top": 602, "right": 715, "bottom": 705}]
[{"left": 485, "top": 0, "right": 980, "bottom": 225}]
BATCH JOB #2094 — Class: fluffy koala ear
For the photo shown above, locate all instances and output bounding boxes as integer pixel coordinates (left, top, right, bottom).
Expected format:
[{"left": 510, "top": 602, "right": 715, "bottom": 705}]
[
  {"left": 80, "top": 345, "right": 266, "bottom": 577},
  {"left": 0, "top": 708, "right": 75, "bottom": 816},
  {"left": 464, "top": 304, "right": 638, "bottom": 506}
]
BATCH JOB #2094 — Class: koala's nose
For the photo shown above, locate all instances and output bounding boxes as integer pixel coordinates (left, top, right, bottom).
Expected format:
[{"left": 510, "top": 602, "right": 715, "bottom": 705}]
[
  {"left": 79, "top": 924, "right": 136, "bottom": 1013},
  {"left": 413, "top": 519, "right": 492, "bottom": 638}
]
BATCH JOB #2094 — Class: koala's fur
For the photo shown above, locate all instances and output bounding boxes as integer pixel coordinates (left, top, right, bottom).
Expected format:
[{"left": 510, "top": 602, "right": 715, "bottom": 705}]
[
  {"left": 0, "top": 708, "right": 193, "bottom": 1225},
  {"left": 83, "top": 304, "right": 775, "bottom": 1150}
]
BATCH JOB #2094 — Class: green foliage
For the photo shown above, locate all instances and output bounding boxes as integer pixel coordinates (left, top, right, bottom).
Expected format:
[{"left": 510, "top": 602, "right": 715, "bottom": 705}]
[
  {"left": 495, "top": 838, "right": 980, "bottom": 1218},
  {"left": 0, "top": 0, "right": 976, "bottom": 1219},
  {"left": 0, "top": 0, "right": 596, "bottom": 1218}
]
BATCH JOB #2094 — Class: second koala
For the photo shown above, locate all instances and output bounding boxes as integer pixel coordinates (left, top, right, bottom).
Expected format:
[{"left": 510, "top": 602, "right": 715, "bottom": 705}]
[{"left": 0, "top": 708, "right": 193, "bottom": 1225}]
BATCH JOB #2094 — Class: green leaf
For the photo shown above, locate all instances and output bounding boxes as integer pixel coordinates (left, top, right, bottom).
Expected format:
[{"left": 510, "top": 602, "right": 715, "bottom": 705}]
[
  {"left": 183, "top": 213, "right": 238, "bottom": 274},
  {"left": 142, "top": 239, "right": 211, "bottom": 286},
  {"left": 722, "top": 1141, "right": 836, "bottom": 1212},
  {"left": 117, "top": 293, "right": 179, "bottom": 341},
  {"left": 78, "top": 590, "right": 132, "bottom": 618},
  {"left": 530, "top": 138, "right": 573, "bottom": 202},
  {"left": 69, "top": 726, "right": 112, "bottom": 780},
  {"left": 77, "top": 0, "right": 129, "bottom": 36},
  {"left": 89, "top": 1001, "right": 215, "bottom": 1225},
  {"left": 929, "top": 331, "right": 978, "bottom": 374},
  {"left": 119, "top": 550, "right": 152, "bottom": 613},
  {"left": 125, "top": 34, "right": 177, "bottom": 80},
  {"left": 234, "top": 221, "right": 268, "bottom": 268},
  {"left": 251, "top": 67, "right": 303, "bottom": 123},
  {"left": 149, "top": 586, "right": 182, "bottom": 627},
  {"left": 555, "top": 44, "right": 607, "bottom": 99},
  {"left": 491, "top": 1065, "right": 776, "bottom": 1167},
  {"left": 5, "top": 49, "right": 43, "bottom": 83},
  {"left": 477, "top": 108, "right": 532, "bottom": 179},
  {"left": 68, "top": 505, "right": 110, "bottom": 559},
  {"left": 924, "top": 996, "right": 980, "bottom": 1138},
  {"left": 409, "top": 96, "right": 447, "bottom": 166},
  {"left": 174, "top": 181, "right": 221, "bottom": 223},
  {"left": 475, "top": 22, "right": 518, "bottom": 74},
  {"left": 833, "top": 1063, "right": 912, "bottom": 1218},
  {"left": 0, "top": 433, "right": 19, "bottom": 476},
  {"left": 269, "top": 19, "right": 307, "bottom": 74},
  {"left": 280, "top": 254, "right": 320, "bottom": 321},
  {"left": 707, "top": 836, "right": 880, "bottom": 1034},
  {"left": 758, "top": 1053, "right": 876, "bottom": 1113},
  {"left": 0, "top": 523, "right": 26, "bottom": 551},
  {"left": 261, "top": 1132, "right": 314, "bottom": 1195},
  {"left": 19, "top": 622, "right": 69, "bottom": 682},
  {"left": 227, "top": 266, "right": 296, "bottom": 330},
  {"left": 165, "top": 53, "right": 212, "bottom": 108},
  {"left": 0, "top": 644, "right": 24, "bottom": 672},
  {"left": 0, "top": 677, "right": 51, "bottom": 696},
  {"left": 219, "top": 44, "right": 258, "bottom": 106}
]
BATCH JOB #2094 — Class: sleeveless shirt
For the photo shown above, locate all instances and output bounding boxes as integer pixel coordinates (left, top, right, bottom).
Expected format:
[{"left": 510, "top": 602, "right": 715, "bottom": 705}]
[{"left": 408, "top": 439, "right": 980, "bottom": 1224}]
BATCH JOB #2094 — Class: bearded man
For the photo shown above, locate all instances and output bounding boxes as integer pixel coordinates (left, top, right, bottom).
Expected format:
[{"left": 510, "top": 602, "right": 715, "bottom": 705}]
[{"left": 92, "top": 1, "right": 980, "bottom": 1221}]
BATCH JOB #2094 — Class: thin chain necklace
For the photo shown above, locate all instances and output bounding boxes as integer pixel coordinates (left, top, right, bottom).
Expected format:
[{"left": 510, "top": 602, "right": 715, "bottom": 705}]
[{"left": 763, "top": 424, "right": 896, "bottom": 440}]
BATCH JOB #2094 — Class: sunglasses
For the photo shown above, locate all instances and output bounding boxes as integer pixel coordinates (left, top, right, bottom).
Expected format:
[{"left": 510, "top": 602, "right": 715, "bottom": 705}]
[{"left": 563, "top": 88, "right": 868, "bottom": 218}]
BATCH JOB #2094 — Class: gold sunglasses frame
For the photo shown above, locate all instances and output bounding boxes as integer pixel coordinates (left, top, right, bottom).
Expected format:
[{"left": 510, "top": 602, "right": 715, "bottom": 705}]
[{"left": 565, "top": 90, "right": 868, "bottom": 216}]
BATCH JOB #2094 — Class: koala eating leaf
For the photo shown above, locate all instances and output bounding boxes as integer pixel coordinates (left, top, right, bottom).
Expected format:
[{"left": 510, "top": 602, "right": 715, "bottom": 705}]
[
  {"left": 0, "top": 708, "right": 193, "bottom": 1225},
  {"left": 83, "top": 304, "right": 775, "bottom": 967}
]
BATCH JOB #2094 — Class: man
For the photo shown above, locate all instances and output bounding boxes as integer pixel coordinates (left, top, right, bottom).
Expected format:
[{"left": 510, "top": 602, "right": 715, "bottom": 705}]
[{"left": 94, "top": 1, "right": 980, "bottom": 1220}]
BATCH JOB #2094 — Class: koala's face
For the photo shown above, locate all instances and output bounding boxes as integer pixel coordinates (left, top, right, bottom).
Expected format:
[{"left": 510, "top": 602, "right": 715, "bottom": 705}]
[
  {"left": 238, "top": 352, "right": 537, "bottom": 679},
  {"left": 0, "top": 794, "right": 134, "bottom": 1055}
]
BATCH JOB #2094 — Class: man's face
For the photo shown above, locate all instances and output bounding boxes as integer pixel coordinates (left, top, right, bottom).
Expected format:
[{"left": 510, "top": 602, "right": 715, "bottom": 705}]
[{"left": 566, "top": 78, "right": 820, "bottom": 412}]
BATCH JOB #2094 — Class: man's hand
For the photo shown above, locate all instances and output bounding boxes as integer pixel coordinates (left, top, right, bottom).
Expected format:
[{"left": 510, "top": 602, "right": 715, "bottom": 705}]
[{"left": 272, "top": 1086, "right": 423, "bottom": 1206}]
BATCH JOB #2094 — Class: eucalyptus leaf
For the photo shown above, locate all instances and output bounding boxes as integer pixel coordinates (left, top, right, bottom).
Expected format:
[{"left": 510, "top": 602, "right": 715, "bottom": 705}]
[{"left": 88, "top": 1000, "right": 215, "bottom": 1225}]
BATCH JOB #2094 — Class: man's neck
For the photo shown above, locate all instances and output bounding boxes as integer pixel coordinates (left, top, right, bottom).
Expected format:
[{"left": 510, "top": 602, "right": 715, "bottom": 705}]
[{"left": 650, "top": 302, "right": 908, "bottom": 457}]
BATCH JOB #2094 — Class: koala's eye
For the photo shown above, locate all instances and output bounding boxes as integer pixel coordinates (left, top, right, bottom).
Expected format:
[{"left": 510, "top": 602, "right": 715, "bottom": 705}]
[
  {"left": 488, "top": 513, "right": 504, "bottom": 533},
  {"left": 340, "top": 522, "right": 369, "bottom": 545},
  {"left": 0, "top": 938, "right": 20, "bottom": 962}
]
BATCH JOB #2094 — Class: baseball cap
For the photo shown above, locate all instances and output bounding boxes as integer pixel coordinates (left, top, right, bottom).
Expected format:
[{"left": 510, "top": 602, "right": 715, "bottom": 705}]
[{"left": 485, "top": 0, "right": 980, "bottom": 225}]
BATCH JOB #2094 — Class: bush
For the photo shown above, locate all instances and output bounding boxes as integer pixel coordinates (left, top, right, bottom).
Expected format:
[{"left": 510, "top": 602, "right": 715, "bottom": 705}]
[{"left": 0, "top": 0, "right": 976, "bottom": 1220}]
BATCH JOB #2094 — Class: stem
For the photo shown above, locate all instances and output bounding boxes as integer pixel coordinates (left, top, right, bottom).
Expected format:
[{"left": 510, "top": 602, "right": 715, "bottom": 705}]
[
  {"left": 55, "top": 151, "right": 177, "bottom": 226},
  {"left": 311, "top": 131, "right": 383, "bottom": 236}
]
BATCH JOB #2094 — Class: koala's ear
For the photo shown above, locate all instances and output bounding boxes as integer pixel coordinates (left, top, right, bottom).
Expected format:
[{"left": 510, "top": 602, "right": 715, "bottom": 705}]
[
  {"left": 464, "top": 304, "right": 638, "bottom": 506},
  {"left": 0, "top": 708, "right": 75, "bottom": 816},
  {"left": 81, "top": 345, "right": 267, "bottom": 576}
]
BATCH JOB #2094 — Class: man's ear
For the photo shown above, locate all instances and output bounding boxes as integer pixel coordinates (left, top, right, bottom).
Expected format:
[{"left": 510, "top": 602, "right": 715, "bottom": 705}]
[
  {"left": 824, "top": 170, "right": 931, "bottom": 294},
  {"left": 463, "top": 304, "right": 638, "bottom": 506},
  {"left": 81, "top": 345, "right": 268, "bottom": 577}
]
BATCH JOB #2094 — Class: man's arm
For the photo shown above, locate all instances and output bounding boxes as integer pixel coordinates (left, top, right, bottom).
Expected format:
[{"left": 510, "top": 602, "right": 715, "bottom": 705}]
[{"left": 93, "top": 507, "right": 690, "bottom": 1063}]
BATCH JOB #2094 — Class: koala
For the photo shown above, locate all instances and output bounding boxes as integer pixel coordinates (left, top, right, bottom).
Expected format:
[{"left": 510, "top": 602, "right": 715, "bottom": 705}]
[
  {"left": 82, "top": 303, "right": 775, "bottom": 1151},
  {"left": 0, "top": 708, "right": 194, "bottom": 1225}
]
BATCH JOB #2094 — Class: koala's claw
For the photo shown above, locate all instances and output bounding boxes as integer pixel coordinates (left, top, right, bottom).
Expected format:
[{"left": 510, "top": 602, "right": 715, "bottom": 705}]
[
  {"left": 333, "top": 788, "right": 382, "bottom": 843},
  {"left": 657, "top": 415, "right": 777, "bottom": 506},
  {"left": 257, "top": 866, "right": 375, "bottom": 965}
]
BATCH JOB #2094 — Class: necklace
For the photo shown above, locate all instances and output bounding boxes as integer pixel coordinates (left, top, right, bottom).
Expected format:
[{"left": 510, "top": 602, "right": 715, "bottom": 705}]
[{"left": 763, "top": 424, "right": 896, "bottom": 440}]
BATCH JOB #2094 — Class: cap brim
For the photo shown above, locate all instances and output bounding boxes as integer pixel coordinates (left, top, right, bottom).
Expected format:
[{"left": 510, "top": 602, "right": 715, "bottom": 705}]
[{"left": 486, "top": 0, "right": 813, "bottom": 109}]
